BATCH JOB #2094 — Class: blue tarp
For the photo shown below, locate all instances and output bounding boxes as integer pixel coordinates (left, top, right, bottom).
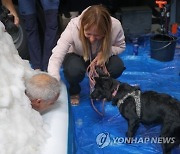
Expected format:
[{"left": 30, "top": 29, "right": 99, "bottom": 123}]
[{"left": 64, "top": 37, "right": 180, "bottom": 154}]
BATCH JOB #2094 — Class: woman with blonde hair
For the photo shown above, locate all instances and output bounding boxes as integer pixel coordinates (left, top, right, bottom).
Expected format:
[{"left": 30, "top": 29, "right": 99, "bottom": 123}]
[{"left": 48, "top": 5, "right": 126, "bottom": 105}]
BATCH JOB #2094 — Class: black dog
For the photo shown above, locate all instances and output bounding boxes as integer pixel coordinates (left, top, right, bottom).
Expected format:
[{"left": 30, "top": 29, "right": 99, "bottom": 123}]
[{"left": 91, "top": 76, "right": 180, "bottom": 154}]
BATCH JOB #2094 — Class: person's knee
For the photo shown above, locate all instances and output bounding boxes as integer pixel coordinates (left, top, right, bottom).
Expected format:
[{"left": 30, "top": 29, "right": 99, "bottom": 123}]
[
  {"left": 63, "top": 54, "right": 86, "bottom": 82},
  {"left": 107, "top": 56, "right": 126, "bottom": 78},
  {"left": 65, "top": 66, "right": 86, "bottom": 80},
  {"left": 113, "top": 65, "right": 126, "bottom": 78}
]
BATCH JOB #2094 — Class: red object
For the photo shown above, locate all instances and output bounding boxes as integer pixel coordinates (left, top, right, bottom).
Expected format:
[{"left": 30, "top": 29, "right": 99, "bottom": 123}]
[
  {"left": 156, "top": 0, "right": 167, "bottom": 8},
  {"left": 171, "top": 23, "right": 178, "bottom": 34}
]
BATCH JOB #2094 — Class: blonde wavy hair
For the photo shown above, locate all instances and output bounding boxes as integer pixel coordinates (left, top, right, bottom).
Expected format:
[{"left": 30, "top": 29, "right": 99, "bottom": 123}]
[{"left": 79, "top": 5, "right": 112, "bottom": 63}]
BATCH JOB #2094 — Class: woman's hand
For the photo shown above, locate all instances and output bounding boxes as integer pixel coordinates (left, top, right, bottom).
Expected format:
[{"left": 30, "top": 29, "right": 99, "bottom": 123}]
[
  {"left": 12, "top": 14, "right": 19, "bottom": 26},
  {"left": 92, "top": 52, "right": 105, "bottom": 66}
]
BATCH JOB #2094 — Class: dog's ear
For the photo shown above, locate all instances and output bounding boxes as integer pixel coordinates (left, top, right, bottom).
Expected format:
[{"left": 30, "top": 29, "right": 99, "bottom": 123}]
[
  {"left": 96, "top": 66, "right": 109, "bottom": 77},
  {"left": 94, "top": 76, "right": 107, "bottom": 86}
]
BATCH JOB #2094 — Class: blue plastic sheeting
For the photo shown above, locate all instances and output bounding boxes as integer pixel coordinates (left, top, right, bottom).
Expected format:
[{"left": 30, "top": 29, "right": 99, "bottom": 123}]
[{"left": 63, "top": 37, "right": 180, "bottom": 154}]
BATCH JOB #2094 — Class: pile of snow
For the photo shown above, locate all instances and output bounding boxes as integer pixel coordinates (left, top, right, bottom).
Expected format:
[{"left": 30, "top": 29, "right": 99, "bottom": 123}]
[{"left": 0, "top": 22, "right": 48, "bottom": 154}]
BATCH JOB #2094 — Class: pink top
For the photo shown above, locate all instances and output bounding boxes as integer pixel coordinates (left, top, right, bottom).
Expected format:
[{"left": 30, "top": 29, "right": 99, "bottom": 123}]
[{"left": 48, "top": 8, "right": 126, "bottom": 81}]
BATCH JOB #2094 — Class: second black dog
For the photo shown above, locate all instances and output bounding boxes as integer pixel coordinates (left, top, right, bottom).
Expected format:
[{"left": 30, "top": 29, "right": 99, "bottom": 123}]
[{"left": 91, "top": 76, "right": 180, "bottom": 154}]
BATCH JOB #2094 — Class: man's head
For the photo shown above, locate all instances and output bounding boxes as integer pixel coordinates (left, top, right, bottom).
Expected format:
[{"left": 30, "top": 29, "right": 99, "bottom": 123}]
[{"left": 25, "top": 73, "right": 60, "bottom": 113}]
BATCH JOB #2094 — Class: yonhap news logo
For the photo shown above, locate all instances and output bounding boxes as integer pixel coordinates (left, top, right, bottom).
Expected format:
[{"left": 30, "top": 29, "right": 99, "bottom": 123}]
[
  {"left": 96, "top": 132, "right": 176, "bottom": 148},
  {"left": 96, "top": 132, "right": 111, "bottom": 148}
]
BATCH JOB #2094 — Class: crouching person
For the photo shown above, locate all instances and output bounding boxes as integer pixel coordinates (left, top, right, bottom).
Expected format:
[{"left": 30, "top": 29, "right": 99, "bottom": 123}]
[{"left": 25, "top": 73, "right": 60, "bottom": 113}]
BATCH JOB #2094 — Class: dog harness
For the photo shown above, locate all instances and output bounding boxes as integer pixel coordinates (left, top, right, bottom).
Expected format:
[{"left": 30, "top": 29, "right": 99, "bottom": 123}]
[{"left": 117, "top": 90, "right": 141, "bottom": 118}]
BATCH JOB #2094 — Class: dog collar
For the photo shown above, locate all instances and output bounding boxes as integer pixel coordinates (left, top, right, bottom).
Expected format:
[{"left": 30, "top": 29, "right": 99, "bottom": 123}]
[{"left": 117, "top": 90, "right": 141, "bottom": 118}]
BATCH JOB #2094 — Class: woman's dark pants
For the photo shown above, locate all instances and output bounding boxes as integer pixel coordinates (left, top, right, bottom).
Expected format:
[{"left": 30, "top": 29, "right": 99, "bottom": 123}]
[{"left": 63, "top": 53, "right": 125, "bottom": 95}]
